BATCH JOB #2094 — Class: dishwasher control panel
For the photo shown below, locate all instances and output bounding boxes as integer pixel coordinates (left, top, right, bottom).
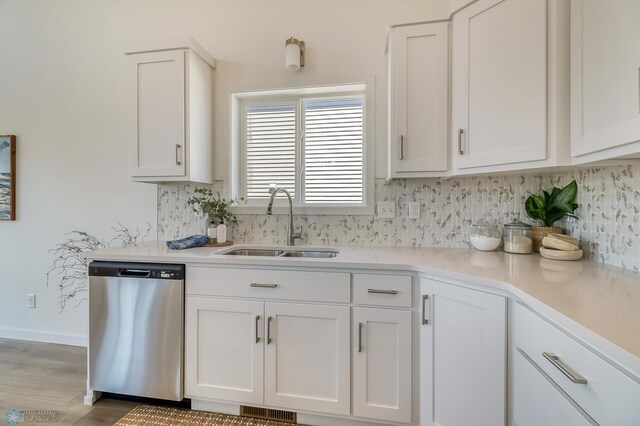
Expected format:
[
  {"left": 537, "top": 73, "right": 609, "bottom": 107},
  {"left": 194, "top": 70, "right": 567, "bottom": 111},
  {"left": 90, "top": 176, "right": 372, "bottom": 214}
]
[{"left": 89, "top": 261, "right": 185, "bottom": 280}]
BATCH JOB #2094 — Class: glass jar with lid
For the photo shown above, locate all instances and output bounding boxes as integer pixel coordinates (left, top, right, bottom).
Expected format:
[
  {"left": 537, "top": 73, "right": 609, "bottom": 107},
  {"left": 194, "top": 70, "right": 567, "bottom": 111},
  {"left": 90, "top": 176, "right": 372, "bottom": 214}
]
[
  {"left": 503, "top": 217, "right": 533, "bottom": 254},
  {"left": 470, "top": 223, "right": 502, "bottom": 251}
]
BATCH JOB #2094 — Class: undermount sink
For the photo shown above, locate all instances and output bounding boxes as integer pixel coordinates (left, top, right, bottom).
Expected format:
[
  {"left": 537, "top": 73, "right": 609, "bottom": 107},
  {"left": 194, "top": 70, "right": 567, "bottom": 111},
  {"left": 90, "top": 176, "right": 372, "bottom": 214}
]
[
  {"left": 223, "top": 248, "right": 286, "bottom": 257},
  {"left": 220, "top": 247, "right": 339, "bottom": 259},
  {"left": 281, "top": 250, "right": 338, "bottom": 258}
]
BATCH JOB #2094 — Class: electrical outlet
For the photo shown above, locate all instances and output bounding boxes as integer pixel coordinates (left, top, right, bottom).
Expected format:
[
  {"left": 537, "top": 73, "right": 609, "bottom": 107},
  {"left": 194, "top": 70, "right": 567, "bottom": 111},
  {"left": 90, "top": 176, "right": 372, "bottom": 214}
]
[
  {"left": 27, "top": 294, "right": 36, "bottom": 309},
  {"left": 408, "top": 202, "right": 421, "bottom": 219},
  {"left": 377, "top": 201, "right": 396, "bottom": 219}
]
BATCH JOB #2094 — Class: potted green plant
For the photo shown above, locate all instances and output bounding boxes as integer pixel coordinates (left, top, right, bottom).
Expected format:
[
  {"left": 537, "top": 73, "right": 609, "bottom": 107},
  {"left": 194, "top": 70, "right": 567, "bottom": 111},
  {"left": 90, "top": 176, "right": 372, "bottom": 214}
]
[
  {"left": 525, "top": 180, "right": 579, "bottom": 252},
  {"left": 187, "top": 187, "right": 244, "bottom": 228}
]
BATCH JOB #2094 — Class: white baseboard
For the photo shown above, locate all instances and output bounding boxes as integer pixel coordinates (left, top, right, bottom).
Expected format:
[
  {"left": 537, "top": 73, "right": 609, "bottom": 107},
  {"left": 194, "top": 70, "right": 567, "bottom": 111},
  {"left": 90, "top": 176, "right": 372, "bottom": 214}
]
[
  {"left": 0, "top": 327, "right": 87, "bottom": 347},
  {"left": 191, "top": 400, "right": 240, "bottom": 416}
]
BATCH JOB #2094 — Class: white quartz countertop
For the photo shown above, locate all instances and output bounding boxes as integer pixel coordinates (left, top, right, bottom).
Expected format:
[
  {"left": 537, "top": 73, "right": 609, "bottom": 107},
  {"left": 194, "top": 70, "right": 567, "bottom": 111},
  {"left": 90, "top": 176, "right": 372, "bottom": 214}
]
[{"left": 85, "top": 241, "right": 640, "bottom": 374}]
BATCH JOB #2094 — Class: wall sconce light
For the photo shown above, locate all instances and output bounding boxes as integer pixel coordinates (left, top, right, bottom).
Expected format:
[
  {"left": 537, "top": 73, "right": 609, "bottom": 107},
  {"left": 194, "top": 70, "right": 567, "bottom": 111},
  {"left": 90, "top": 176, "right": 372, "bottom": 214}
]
[{"left": 285, "top": 37, "right": 305, "bottom": 71}]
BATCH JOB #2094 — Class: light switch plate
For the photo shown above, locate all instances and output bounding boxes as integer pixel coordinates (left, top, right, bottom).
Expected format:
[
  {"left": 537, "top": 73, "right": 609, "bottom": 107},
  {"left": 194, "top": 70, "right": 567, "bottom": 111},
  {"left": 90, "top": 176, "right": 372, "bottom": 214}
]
[
  {"left": 408, "top": 202, "right": 421, "bottom": 219},
  {"left": 377, "top": 202, "right": 396, "bottom": 219}
]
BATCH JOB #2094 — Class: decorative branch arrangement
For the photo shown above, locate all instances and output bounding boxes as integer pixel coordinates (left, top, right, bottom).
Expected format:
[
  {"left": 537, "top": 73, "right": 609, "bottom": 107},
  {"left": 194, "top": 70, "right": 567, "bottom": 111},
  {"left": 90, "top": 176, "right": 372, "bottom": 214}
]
[
  {"left": 46, "top": 222, "right": 151, "bottom": 312},
  {"left": 187, "top": 187, "right": 245, "bottom": 224}
]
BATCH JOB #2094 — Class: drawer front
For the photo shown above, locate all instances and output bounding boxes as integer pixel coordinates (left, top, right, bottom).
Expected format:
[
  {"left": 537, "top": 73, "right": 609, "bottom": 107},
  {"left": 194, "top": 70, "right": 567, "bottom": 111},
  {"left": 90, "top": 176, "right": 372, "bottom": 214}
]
[
  {"left": 353, "top": 273, "right": 412, "bottom": 307},
  {"left": 187, "top": 266, "right": 350, "bottom": 303},
  {"left": 513, "top": 348, "right": 594, "bottom": 426},
  {"left": 513, "top": 302, "right": 640, "bottom": 425}
]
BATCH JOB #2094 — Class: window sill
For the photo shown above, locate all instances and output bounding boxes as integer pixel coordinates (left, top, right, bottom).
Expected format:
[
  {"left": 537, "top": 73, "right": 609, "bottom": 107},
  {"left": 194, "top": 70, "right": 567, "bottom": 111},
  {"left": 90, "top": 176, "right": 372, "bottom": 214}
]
[{"left": 232, "top": 205, "right": 374, "bottom": 216}]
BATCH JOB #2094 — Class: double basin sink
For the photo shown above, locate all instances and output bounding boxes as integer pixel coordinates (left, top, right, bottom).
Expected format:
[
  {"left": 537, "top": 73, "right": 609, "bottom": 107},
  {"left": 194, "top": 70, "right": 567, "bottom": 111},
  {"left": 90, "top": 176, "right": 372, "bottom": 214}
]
[{"left": 220, "top": 247, "right": 339, "bottom": 259}]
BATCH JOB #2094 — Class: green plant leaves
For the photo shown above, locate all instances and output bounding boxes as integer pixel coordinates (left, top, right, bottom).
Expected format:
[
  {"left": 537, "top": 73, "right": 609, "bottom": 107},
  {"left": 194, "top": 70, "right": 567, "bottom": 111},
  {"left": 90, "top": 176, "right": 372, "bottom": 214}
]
[
  {"left": 525, "top": 195, "right": 545, "bottom": 222},
  {"left": 187, "top": 188, "right": 246, "bottom": 224},
  {"left": 524, "top": 180, "right": 579, "bottom": 227},
  {"left": 550, "top": 180, "right": 578, "bottom": 208}
]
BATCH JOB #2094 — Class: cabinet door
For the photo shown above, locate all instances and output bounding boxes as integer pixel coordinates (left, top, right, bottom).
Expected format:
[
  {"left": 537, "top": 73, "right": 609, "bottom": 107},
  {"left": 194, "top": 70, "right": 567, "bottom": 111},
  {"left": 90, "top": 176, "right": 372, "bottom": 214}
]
[
  {"left": 353, "top": 307, "right": 412, "bottom": 423},
  {"left": 389, "top": 22, "right": 449, "bottom": 176},
  {"left": 513, "top": 349, "right": 595, "bottom": 426},
  {"left": 571, "top": 0, "right": 640, "bottom": 158},
  {"left": 264, "top": 302, "right": 350, "bottom": 415},
  {"left": 129, "top": 49, "right": 186, "bottom": 178},
  {"left": 452, "top": 0, "right": 548, "bottom": 169},
  {"left": 185, "top": 297, "right": 264, "bottom": 404},
  {"left": 420, "top": 278, "right": 506, "bottom": 426}
]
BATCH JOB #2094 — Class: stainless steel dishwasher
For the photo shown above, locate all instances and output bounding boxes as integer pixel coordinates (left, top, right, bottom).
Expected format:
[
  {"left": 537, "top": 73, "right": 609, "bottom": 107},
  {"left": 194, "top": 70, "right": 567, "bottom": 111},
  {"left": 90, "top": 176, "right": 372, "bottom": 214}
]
[{"left": 89, "top": 261, "right": 185, "bottom": 401}]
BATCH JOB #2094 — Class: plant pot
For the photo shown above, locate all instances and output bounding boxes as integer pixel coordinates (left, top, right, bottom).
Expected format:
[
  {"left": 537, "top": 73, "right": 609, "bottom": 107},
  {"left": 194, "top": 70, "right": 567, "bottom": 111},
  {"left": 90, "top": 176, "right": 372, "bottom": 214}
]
[{"left": 532, "top": 226, "right": 563, "bottom": 253}]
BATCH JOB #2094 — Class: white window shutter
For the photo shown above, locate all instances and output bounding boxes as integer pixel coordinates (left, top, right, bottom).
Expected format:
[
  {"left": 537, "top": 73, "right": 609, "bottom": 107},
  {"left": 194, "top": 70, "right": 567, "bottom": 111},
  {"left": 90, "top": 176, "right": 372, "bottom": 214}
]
[
  {"left": 245, "top": 103, "right": 296, "bottom": 199},
  {"left": 303, "top": 97, "right": 364, "bottom": 204}
]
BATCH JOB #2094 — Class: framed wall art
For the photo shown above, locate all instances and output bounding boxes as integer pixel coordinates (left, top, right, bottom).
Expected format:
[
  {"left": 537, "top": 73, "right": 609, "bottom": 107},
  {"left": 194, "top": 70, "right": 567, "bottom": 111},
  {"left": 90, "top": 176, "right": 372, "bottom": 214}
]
[{"left": 0, "top": 135, "right": 16, "bottom": 221}]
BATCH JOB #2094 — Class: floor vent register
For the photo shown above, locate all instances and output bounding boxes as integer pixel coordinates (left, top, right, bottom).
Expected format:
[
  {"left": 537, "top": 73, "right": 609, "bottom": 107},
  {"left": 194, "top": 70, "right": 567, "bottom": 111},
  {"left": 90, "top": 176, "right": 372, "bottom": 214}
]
[{"left": 240, "top": 405, "right": 297, "bottom": 423}]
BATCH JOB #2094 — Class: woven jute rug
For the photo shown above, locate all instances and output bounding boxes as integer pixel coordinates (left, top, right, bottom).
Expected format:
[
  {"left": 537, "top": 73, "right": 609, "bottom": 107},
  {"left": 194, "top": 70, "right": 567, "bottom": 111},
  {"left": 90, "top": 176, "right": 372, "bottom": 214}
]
[{"left": 114, "top": 405, "right": 299, "bottom": 426}]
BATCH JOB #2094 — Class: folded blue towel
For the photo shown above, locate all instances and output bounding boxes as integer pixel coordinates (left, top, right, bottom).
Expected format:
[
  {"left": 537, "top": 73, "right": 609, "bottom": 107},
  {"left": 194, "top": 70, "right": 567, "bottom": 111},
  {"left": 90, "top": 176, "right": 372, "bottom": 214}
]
[{"left": 166, "top": 235, "right": 210, "bottom": 250}]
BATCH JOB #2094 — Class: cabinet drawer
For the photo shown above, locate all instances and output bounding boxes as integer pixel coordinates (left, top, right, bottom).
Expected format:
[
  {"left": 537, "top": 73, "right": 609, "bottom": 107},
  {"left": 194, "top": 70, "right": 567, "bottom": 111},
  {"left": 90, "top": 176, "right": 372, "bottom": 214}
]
[
  {"left": 187, "top": 266, "right": 350, "bottom": 303},
  {"left": 513, "top": 302, "right": 640, "bottom": 425},
  {"left": 513, "top": 348, "right": 594, "bottom": 426},
  {"left": 353, "top": 274, "right": 412, "bottom": 307}
]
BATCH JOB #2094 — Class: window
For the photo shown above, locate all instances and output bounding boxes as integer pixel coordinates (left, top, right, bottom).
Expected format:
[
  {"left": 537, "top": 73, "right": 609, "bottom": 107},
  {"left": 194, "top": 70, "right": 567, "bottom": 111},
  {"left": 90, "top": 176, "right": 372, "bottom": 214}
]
[{"left": 233, "top": 83, "right": 372, "bottom": 214}]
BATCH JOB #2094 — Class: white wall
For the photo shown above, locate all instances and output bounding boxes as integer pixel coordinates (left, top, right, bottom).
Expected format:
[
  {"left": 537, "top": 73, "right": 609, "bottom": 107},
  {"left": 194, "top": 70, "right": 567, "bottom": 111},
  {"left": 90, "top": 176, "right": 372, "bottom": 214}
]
[
  {"left": 0, "top": 2, "right": 160, "bottom": 345},
  {"left": 0, "top": 1, "right": 450, "bottom": 344}
]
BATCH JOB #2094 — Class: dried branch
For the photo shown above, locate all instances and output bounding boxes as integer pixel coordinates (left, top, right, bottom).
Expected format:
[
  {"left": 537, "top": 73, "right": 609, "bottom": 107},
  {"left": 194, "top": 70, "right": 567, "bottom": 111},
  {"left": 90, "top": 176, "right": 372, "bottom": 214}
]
[{"left": 46, "top": 224, "right": 151, "bottom": 312}]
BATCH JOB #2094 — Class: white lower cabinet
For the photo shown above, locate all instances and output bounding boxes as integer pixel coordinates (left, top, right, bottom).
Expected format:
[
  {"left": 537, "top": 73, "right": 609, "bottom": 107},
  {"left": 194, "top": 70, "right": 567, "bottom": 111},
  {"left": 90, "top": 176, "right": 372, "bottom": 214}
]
[
  {"left": 420, "top": 278, "right": 506, "bottom": 426},
  {"left": 513, "top": 349, "right": 594, "bottom": 426},
  {"left": 264, "top": 302, "right": 350, "bottom": 415},
  {"left": 185, "top": 295, "right": 350, "bottom": 416},
  {"left": 185, "top": 267, "right": 417, "bottom": 424},
  {"left": 185, "top": 297, "right": 264, "bottom": 404},
  {"left": 353, "top": 307, "right": 412, "bottom": 423},
  {"left": 512, "top": 302, "right": 640, "bottom": 426}
]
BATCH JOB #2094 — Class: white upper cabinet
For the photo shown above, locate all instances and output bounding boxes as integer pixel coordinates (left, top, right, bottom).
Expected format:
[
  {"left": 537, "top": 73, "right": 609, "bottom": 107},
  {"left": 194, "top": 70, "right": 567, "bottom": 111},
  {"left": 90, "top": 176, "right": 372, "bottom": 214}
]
[
  {"left": 126, "top": 38, "right": 215, "bottom": 183},
  {"left": 451, "top": 0, "right": 570, "bottom": 173},
  {"left": 388, "top": 22, "right": 449, "bottom": 178},
  {"left": 571, "top": 0, "right": 640, "bottom": 162}
]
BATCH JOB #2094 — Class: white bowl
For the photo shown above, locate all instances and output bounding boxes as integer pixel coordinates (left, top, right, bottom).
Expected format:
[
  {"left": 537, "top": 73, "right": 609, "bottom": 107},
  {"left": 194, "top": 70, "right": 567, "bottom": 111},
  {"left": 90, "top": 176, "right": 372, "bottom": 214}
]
[{"left": 470, "top": 234, "right": 502, "bottom": 251}]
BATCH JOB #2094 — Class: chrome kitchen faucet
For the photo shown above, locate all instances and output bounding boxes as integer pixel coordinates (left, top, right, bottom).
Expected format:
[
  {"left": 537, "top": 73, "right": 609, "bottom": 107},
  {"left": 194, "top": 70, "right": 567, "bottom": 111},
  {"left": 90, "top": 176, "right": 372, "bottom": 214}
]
[{"left": 266, "top": 187, "right": 302, "bottom": 246}]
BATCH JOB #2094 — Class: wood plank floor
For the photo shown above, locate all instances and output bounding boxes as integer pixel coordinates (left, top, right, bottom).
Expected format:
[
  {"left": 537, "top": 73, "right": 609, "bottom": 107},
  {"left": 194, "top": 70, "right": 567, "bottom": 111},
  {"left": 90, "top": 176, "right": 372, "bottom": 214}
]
[{"left": 0, "top": 338, "right": 138, "bottom": 425}]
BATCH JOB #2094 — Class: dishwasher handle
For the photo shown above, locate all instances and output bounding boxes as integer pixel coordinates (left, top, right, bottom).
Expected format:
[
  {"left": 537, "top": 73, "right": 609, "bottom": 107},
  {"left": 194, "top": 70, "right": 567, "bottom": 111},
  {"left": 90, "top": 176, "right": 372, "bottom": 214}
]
[
  {"left": 118, "top": 269, "right": 151, "bottom": 278},
  {"left": 89, "top": 261, "right": 185, "bottom": 280}
]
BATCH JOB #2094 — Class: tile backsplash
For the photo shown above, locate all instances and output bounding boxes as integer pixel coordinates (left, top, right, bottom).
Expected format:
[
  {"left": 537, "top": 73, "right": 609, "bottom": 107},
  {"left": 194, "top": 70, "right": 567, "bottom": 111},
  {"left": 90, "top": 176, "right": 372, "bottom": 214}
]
[{"left": 158, "top": 164, "right": 640, "bottom": 271}]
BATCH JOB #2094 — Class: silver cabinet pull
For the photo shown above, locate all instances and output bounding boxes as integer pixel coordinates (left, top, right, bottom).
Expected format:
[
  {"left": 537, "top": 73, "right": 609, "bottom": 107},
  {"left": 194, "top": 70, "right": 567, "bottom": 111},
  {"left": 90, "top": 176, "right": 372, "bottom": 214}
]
[
  {"left": 422, "top": 294, "right": 430, "bottom": 325},
  {"left": 368, "top": 289, "right": 398, "bottom": 295},
  {"left": 255, "top": 315, "right": 260, "bottom": 344},
  {"left": 542, "top": 352, "right": 587, "bottom": 384},
  {"left": 175, "top": 144, "right": 182, "bottom": 165},
  {"left": 400, "top": 134, "right": 405, "bottom": 160},
  {"left": 250, "top": 283, "right": 278, "bottom": 288},
  {"left": 458, "top": 129, "right": 464, "bottom": 155},
  {"left": 267, "top": 316, "right": 273, "bottom": 344},
  {"left": 358, "top": 322, "right": 363, "bottom": 353}
]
